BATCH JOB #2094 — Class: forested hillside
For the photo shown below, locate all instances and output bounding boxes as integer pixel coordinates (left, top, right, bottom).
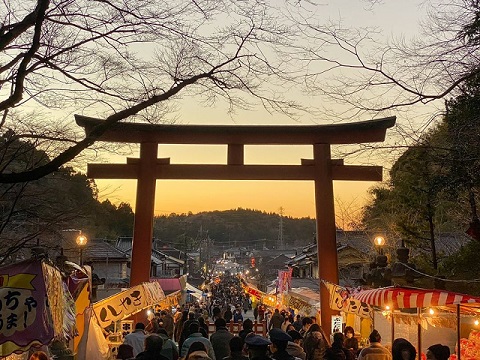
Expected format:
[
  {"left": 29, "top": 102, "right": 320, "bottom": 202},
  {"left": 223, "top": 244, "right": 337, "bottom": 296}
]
[{"left": 153, "top": 208, "right": 316, "bottom": 251}]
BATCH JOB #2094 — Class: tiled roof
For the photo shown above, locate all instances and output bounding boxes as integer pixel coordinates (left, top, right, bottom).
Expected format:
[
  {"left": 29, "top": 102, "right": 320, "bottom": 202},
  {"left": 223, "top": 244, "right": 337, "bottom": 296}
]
[
  {"left": 290, "top": 278, "right": 320, "bottom": 291},
  {"left": 152, "top": 249, "right": 184, "bottom": 265},
  {"left": 84, "top": 239, "right": 129, "bottom": 260}
]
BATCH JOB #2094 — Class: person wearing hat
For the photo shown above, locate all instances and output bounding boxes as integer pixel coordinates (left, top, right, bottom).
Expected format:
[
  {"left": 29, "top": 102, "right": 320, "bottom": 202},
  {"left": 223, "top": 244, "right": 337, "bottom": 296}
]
[
  {"left": 244, "top": 334, "right": 273, "bottom": 360},
  {"left": 285, "top": 330, "right": 305, "bottom": 360},
  {"left": 269, "top": 328, "right": 297, "bottom": 360},
  {"left": 426, "top": 344, "right": 450, "bottom": 360},
  {"left": 357, "top": 330, "right": 392, "bottom": 360}
]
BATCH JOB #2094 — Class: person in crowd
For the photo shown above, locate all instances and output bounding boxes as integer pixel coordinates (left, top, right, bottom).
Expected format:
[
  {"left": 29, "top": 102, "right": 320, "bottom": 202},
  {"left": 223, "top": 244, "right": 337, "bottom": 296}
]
[
  {"left": 175, "top": 310, "right": 188, "bottom": 343},
  {"left": 135, "top": 334, "right": 170, "bottom": 360},
  {"left": 146, "top": 313, "right": 161, "bottom": 334},
  {"left": 292, "top": 315, "right": 302, "bottom": 332},
  {"left": 29, "top": 352, "right": 49, "bottom": 360},
  {"left": 156, "top": 328, "right": 179, "bottom": 360},
  {"left": 324, "top": 333, "right": 355, "bottom": 360},
  {"left": 426, "top": 344, "right": 450, "bottom": 360},
  {"left": 343, "top": 326, "right": 358, "bottom": 355},
  {"left": 233, "top": 308, "right": 244, "bottom": 323},
  {"left": 258, "top": 305, "right": 266, "bottom": 321},
  {"left": 181, "top": 322, "right": 216, "bottom": 360},
  {"left": 299, "top": 317, "right": 312, "bottom": 337},
  {"left": 253, "top": 305, "right": 259, "bottom": 321},
  {"left": 357, "top": 330, "right": 392, "bottom": 360},
  {"left": 243, "top": 300, "right": 249, "bottom": 314},
  {"left": 185, "top": 342, "right": 212, "bottom": 360},
  {"left": 203, "top": 308, "right": 210, "bottom": 321},
  {"left": 180, "top": 312, "right": 200, "bottom": 348},
  {"left": 210, "top": 318, "right": 234, "bottom": 360},
  {"left": 280, "top": 315, "right": 292, "bottom": 332},
  {"left": 223, "top": 336, "right": 249, "bottom": 360},
  {"left": 212, "top": 306, "right": 222, "bottom": 321},
  {"left": 269, "top": 309, "right": 284, "bottom": 330},
  {"left": 238, "top": 319, "right": 253, "bottom": 341},
  {"left": 197, "top": 317, "right": 209, "bottom": 338},
  {"left": 161, "top": 310, "right": 175, "bottom": 339},
  {"left": 286, "top": 330, "right": 306, "bottom": 360},
  {"left": 302, "top": 324, "right": 328, "bottom": 360},
  {"left": 224, "top": 306, "right": 233, "bottom": 323},
  {"left": 269, "top": 328, "right": 296, "bottom": 360},
  {"left": 392, "top": 338, "right": 416, "bottom": 360},
  {"left": 244, "top": 334, "right": 273, "bottom": 360},
  {"left": 124, "top": 323, "right": 148, "bottom": 357},
  {"left": 117, "top": 344, "right": 135, "bottom": 360}
]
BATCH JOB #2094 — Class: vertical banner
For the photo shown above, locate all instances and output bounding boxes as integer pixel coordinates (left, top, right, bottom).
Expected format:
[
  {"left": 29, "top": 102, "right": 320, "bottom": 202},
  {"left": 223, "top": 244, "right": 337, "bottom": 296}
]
[
  {"left": 331, "top": 315, "right": 342, "bottom": 334},
  {"left": 0, "top": 260, "right": 54, "bottom": 357},
  {"left": 277, "top": 268, "right": 293, "bottom": 293}
]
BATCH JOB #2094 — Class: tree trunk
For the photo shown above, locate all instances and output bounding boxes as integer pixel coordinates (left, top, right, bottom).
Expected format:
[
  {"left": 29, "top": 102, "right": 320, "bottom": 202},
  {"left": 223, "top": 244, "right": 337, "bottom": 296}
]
[{"left": 427, "top": 201, "right": 438, "bottom": 270}]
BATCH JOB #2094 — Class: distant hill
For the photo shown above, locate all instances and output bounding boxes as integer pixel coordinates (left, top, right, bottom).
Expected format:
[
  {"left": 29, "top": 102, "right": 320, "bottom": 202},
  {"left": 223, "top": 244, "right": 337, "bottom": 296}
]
[{"left": 152, "top": 208, "right": 316, "bottom": 251}]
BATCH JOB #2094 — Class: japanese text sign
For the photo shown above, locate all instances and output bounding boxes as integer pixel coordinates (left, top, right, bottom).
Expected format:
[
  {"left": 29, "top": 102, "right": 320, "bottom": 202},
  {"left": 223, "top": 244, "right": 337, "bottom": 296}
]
[
  {"left": 0, "top": 260, "right": 54, "bottom": 357},
  {"left": 93, "top": 282, "right": 165, "bottom": 328}
]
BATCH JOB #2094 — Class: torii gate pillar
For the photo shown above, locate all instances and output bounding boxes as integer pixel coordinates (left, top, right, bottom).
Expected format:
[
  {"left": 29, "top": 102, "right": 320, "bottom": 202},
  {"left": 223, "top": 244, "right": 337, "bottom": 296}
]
[
  {"left": 314, "top": 143, "right": 338, "bottom": 334},
  {"left": 130, "top": 142, "right": 157, "bottom": 286}
]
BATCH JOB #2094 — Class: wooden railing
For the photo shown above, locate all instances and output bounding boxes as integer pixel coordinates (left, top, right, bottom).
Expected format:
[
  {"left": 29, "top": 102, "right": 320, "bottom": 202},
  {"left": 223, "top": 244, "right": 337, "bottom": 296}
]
[{"left": 205, "top": 320, "right": 267, "bottom": 336}]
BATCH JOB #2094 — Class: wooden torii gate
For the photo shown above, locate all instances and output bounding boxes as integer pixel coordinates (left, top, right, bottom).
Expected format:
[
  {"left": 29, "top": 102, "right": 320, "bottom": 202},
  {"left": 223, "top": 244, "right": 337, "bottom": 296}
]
[{"left": 76, "top": 115, "right": 396, "bottom": 333}]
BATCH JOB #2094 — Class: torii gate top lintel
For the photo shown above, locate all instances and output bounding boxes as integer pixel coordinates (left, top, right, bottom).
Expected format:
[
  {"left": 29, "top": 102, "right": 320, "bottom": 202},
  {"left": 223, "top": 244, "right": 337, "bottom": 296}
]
[{"left": 75, "top": 115, "right": 396, "bottom": 145}]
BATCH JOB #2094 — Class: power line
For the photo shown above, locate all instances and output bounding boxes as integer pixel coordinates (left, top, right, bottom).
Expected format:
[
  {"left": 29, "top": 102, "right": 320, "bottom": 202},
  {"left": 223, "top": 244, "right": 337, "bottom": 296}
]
[{"left": 400, "top": 262, "right": 480, "bottom": 283}]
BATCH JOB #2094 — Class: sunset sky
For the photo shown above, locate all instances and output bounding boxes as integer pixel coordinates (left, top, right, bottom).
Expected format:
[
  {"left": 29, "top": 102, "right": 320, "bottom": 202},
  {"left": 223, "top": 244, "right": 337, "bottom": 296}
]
[{"left": 89, "top": 0, "right": 433, "bottom": 223}]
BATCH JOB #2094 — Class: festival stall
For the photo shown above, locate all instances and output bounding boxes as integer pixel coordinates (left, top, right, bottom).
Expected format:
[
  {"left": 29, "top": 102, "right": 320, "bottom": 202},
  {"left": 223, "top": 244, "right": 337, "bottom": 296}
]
[
  {"left": 186, "top": 283, "right": 203, "bottom": 301},
  {"left": 351, "top": 285, "right": 480, "bottom": 359},
  {"left": 77, "top": 281, "right": 167, "bottom": 360},
  {"left": 0, "top": 259, "right": 76, "bottom": 357},
  {"left": 155, "top": 290, "right": 182, "bottom": 312},
  {"left": 286, "top": 287, "right": 321, "bottom": 318}
]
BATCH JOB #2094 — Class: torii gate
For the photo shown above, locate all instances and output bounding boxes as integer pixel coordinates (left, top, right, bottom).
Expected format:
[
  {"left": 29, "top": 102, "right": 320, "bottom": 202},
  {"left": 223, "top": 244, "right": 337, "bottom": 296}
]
[{"left": 76, "top": 115, "right": 396, "bottom": 333}]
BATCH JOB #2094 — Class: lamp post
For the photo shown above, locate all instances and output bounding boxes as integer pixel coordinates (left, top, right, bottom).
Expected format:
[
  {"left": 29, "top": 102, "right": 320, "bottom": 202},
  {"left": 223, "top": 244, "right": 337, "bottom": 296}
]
[
  {"left": 374, "top": 236, "right": 386, "bottom": 255},
  {"left": 75, "top": 232, "right": 88, "bottom": 266},
  {"left": 367, "top": 235, "right": 391, "bottom": 288}
]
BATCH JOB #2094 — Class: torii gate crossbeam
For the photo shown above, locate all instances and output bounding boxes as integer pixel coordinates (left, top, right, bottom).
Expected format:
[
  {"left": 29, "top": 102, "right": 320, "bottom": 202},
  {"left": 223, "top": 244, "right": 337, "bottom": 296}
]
[{"left": 76, "top": 115, "right": 396, "bottom": 334}]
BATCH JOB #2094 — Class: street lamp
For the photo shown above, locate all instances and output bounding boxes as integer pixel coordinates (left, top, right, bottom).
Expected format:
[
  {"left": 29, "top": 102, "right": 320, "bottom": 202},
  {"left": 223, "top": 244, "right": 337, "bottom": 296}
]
[
  {"left": 374, "top": 236, "right": 385, "bottom": 255},
  {"left": 76, "top": 232, "right": 88, "bottom": 266}
]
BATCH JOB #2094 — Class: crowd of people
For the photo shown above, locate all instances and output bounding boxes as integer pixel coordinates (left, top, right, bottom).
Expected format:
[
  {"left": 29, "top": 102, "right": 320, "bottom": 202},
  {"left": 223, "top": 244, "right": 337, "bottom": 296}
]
[{"left": 112, "top": 275, "right": 453, "bottom": 360}]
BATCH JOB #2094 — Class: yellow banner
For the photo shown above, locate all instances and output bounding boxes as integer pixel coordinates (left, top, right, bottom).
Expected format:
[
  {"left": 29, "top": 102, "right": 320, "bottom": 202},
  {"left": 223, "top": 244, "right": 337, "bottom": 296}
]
[
  {"left": 93, "top": 282, "right": 165, "bottom": 328},
  {"left": 0, "top": 273, "right": 36, "bottom": 290},
  {"left": 323, "top": 281, "right": 372, "bottom": 319}
]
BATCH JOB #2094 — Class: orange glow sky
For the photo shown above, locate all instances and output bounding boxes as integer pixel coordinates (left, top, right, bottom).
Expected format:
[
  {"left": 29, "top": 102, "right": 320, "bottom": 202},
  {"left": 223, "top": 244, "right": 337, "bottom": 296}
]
[{"left": 90, "top": 0, "right": 428, "bottom": 224}]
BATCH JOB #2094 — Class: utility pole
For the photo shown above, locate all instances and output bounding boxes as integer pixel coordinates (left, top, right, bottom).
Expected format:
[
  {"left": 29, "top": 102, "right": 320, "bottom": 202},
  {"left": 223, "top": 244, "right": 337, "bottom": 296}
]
[{"left": 278, "top": 207, "right": 284, "bottom": 250}]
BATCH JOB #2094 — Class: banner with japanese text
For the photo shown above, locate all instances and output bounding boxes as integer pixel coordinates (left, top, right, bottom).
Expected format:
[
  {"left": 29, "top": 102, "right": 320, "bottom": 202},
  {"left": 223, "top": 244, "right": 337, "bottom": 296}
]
[
  {"left": 277, "top": 268, "right": 293, "bottom": 294},
  {"left": 93, "top": 282, "right": 165, "bottom": 328},
  {"left": 0, "top": 260, "right": 54, "bottom": 357},
  {"left": 323, "top": 281, "right": 372, "bottom": 318}
]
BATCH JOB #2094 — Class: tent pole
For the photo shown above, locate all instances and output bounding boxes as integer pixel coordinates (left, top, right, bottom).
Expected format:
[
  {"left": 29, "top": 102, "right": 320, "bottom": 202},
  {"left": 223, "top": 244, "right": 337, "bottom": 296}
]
[
  {"left": 391, "top": 309, "right": 395, "bottom": 348},
  {"left": 417, "top": 307, "right": 422, "bottom": 358},
  {"left": 457, "top": 304, "right": 461, "bottom": 360}
]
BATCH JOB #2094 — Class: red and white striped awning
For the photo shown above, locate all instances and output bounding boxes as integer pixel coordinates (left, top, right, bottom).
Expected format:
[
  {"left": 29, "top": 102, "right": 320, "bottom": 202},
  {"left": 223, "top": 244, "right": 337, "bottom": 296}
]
[{"left": 352, "top": 286, "right": 480, "bottom": 309}]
